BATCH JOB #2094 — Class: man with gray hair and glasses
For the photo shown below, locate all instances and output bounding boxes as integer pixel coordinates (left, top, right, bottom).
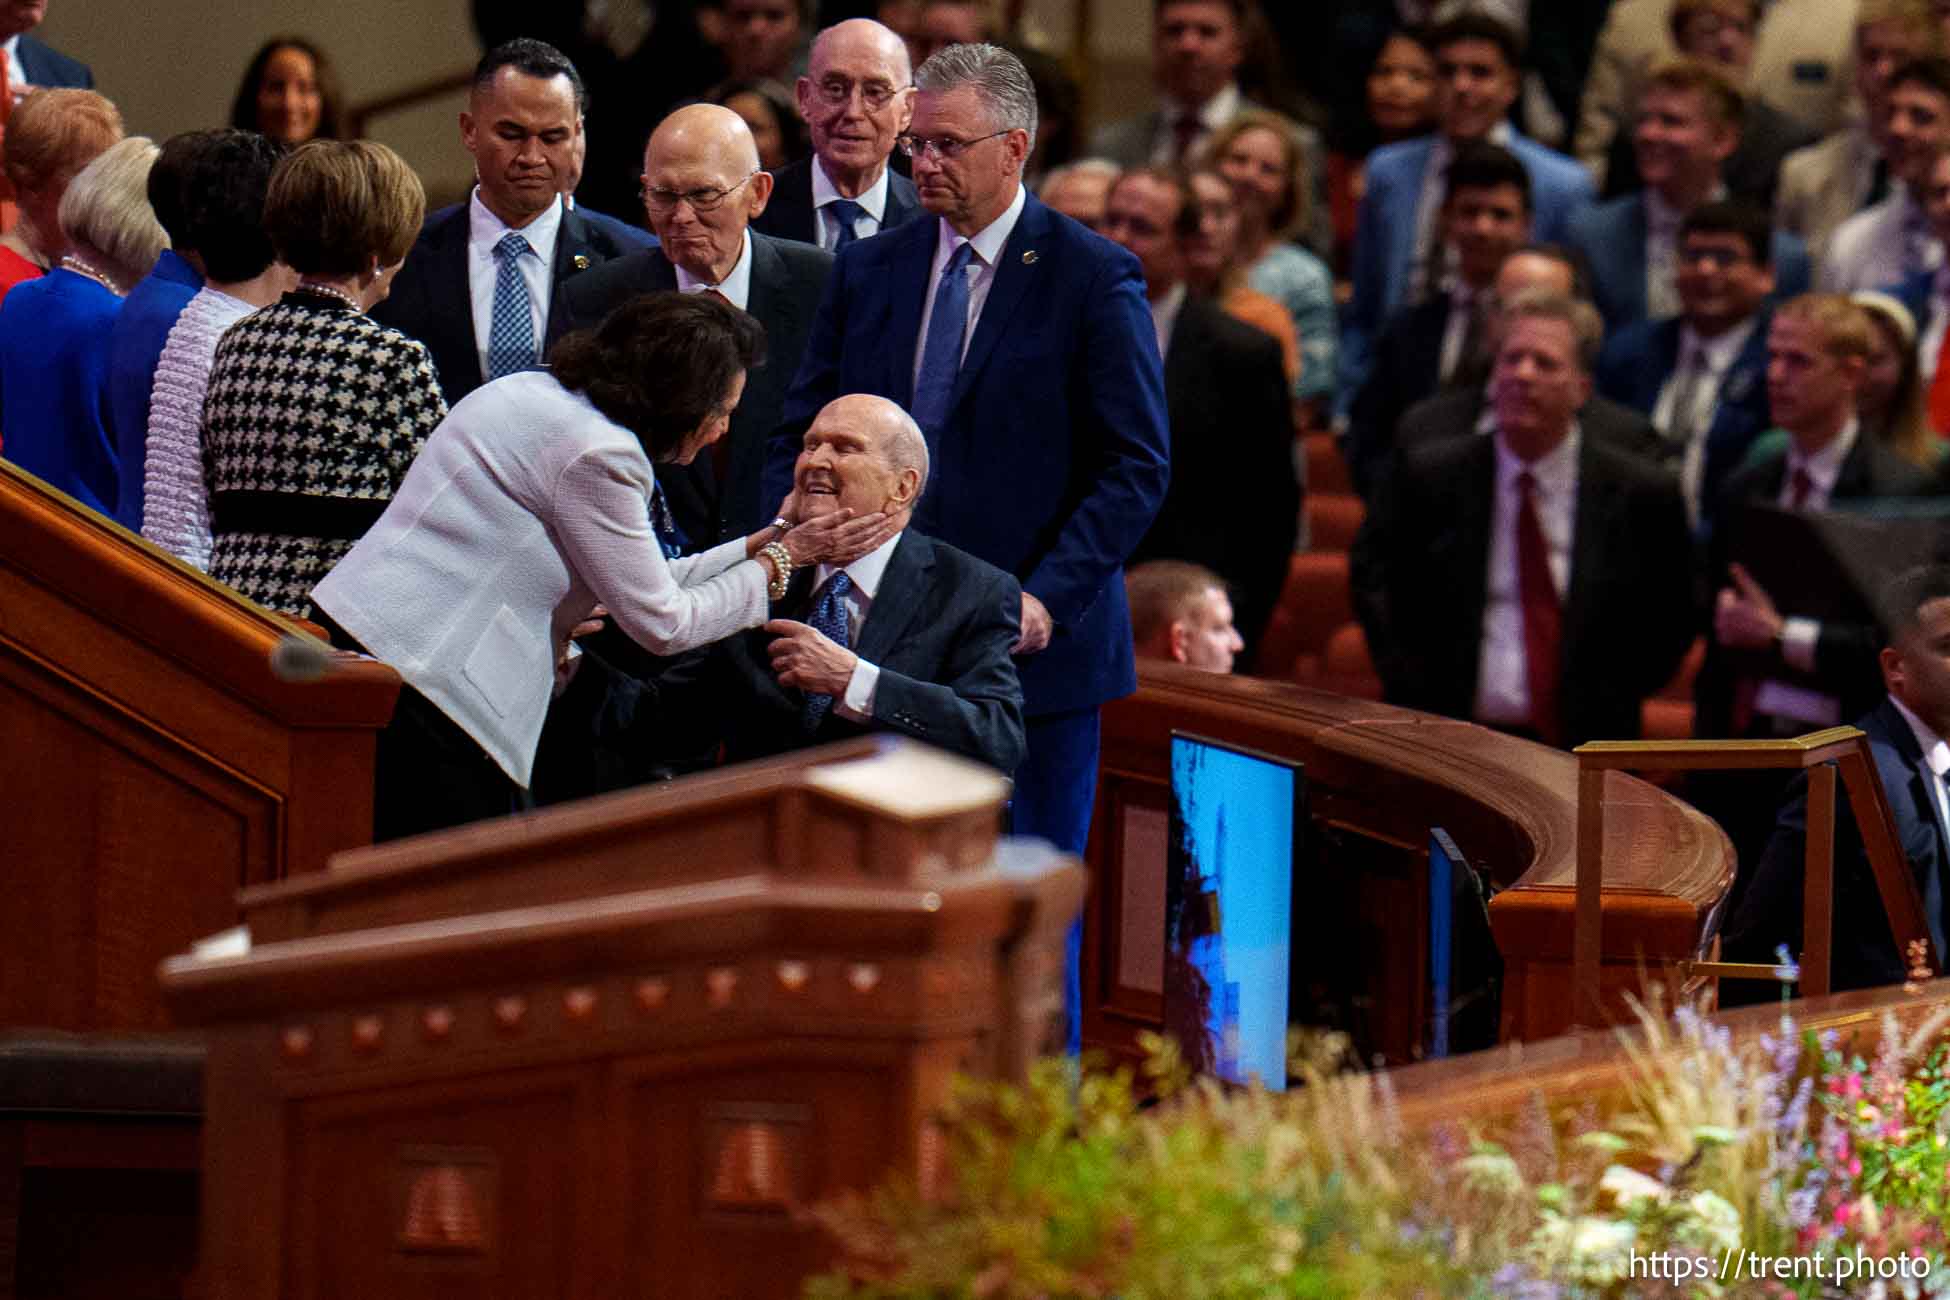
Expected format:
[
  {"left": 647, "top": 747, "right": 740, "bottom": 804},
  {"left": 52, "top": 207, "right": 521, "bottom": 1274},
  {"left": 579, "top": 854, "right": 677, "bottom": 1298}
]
[{"left": 773, "top": 41, "right": 1171, "bottom": 1053}]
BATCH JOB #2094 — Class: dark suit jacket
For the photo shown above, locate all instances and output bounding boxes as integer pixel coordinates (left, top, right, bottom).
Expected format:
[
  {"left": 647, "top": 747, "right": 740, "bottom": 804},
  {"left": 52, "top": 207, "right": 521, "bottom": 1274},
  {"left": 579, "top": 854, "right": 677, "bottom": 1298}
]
[
  {"left": 718, "top": 530, "right": 1026, "bottom": 774},
  {"left": 772, "top": 191, "right": 1172, "bottom": 717},
  {"left": 1695, "top": 433, "right": 1939, "bottom": 737},
  {"left": 370, "top": 200, "right": 657, "bottom": 407},
  {"left": 1353, "top": 431, "right": 1698, "bottom": 747},
  {"left": 1393, "top": 388, "right": 1669, "bottom": 468},
  {"left": 17, "top": 35, "right": 90, "bottom": 88},
  {"left": 1129, "top": 293, "right": 1297, "bottom": 658},
  {"left": 750, "top": 157, "right": 924, "bottom": 248},
  {"left": 558, "top": 230, "right": 833, "bottom": 546},
  {"left": 1594, "top": 311, "right": 1773, "bottom": 528},
  {"left": 1724, "top": 695, "right": 1950, "bottom": 991},
  {"left": 1345, "top": 293, "right": 1459, "bottom": 500}
]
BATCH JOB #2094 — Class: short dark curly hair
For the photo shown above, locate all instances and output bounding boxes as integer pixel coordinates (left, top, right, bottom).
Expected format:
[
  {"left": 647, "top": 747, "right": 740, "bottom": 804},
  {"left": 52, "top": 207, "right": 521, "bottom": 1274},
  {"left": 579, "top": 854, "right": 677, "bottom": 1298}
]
[
  {"left": 547, "top": 293, "right": 767, "bottom": 462},
  {"left": 147, "top": 129, "right": 220, "bottom": 247},
  {"left": 182, "top": 129, "right": 284, "bottom": 283}
]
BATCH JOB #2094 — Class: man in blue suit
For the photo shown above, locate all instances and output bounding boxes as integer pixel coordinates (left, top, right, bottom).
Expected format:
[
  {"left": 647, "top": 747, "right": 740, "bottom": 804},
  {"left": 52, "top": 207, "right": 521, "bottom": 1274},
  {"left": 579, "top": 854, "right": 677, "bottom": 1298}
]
[
  {"left": 774, "top": 42, "right": 1170, "bottom": 1050},
  {"left": 7, "top": 5, "right": 92, "bottom": 89},
  {"left": 1568, "top": 59, "right": 1810, "bottom": 333},
  {"left": 1595, "top": 201, "right": 1780, "bottom": 532},
  {"left": 1723, "top": 564, "right": 1950, "bottom": 994},
  {"left": 1341, "top": 13, "right": 1593, "bottom": 411}
]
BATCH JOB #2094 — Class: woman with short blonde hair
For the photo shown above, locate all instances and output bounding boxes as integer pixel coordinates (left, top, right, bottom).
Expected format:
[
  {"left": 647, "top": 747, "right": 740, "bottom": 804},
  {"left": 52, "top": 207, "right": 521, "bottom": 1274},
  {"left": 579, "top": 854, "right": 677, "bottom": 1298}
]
[{"left": 58, "top": 136, "right": 168, "bottom": 290}]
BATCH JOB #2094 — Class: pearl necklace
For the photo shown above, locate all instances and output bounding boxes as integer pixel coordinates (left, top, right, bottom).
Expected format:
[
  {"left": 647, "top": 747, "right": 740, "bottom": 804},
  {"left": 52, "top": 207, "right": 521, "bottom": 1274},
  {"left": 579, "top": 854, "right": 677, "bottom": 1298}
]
[
  {"left": 58, "top": 254, "right": 120, "bottom": 295},
  {"left": 297, "top": 281, "right": 363, "bottom": 312}
]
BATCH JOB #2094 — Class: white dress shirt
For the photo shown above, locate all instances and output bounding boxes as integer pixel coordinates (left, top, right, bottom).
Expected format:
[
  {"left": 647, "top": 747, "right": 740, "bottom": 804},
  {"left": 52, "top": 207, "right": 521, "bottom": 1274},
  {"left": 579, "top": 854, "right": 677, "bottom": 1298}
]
[
  {"left": 1752, "top": 417, "right": 1859, "bottom": 727},
  {"left": 1475, "top": 425, "right": 1580, "bottom": 725},
  {"left": 1149, "top": 81, "right": 1242, "bottom": 165},
  {"left": 811, "top": 159, "right": 892, "bottom": 252},
  {"left": 813, "top": 529, "right": 903, "bottom": 721},
  {"left": 1818, "top": 186, "right": 1941, "bottom": 293},
  {"left": 1149, "top": 282, "right": 1188, "bottom": 359},
  {"left": 674, "top": 228, "right": 754, "bottom": 309},
  {"left": 2, "top": 35, "right": 22, "bottom": 94},
  {"left": 1652, "top": 316, "right": 1756, "bottom": 523},
  {"left": 911, "top": 183, "right": 1028, "bottom": 393},
  {"left": 467, "top": 188, "right": 564, "bottom": 382},
  {"left": 1412, "top": 122, "right": 1514, "bottom": 302}
]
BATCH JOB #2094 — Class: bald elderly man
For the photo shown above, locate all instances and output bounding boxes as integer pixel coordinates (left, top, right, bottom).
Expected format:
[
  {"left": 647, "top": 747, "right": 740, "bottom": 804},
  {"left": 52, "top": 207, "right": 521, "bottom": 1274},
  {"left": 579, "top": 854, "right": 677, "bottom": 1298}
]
[
  {"left": 752, "top": 18, "right": 926, "bottom": 250},
  {"left": 714, "top": 393, "right": 1026, "bottom": 773},
  {"left": 561, "top": 102, "right": 832, "bottom": 549}
]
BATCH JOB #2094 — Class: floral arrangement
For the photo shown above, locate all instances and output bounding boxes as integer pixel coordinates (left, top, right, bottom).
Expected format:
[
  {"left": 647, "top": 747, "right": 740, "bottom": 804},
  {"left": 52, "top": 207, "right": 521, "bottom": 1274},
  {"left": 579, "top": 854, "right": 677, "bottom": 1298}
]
[{"left": 805, "top": 986, "right": 1950, "bottom": 1299}]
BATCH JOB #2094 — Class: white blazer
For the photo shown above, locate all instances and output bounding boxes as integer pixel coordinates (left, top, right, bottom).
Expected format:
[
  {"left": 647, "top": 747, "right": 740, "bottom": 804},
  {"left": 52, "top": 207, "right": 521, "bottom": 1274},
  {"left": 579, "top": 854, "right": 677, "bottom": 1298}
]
[{"left": 313, "top": 370, "right": 768, "bottom": 786}]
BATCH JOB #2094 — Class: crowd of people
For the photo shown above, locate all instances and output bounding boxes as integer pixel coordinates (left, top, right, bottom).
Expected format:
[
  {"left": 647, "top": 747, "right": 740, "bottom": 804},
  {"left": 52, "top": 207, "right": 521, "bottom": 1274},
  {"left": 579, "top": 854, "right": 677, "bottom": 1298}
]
[{"left": 12, "top": 0, "right": 1950, "bottom": 1004}]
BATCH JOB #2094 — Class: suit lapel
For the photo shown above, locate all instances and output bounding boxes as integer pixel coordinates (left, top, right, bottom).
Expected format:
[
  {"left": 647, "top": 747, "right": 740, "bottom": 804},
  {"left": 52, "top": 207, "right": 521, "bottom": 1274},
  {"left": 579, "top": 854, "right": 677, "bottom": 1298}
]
[
  {"left": 429, "top": 211, "right": 485, "bottom": 397},
  {"left": 546, "top": 207, "right": 599, "bottom": 344},
  {"left": 951, "top": 195, "right": 1047, "bottom": 410},
  {"left": 1619, "top": 198, "right": 1650, "bottom": 325},
  {"left": 886, "top": 222, "right": 938, "bottom": 407},
  {"left": 1564, "top": 440, "right": 1621, "bottom": 667},
  {"left": 775, "top": 161, "right": 817, "bottom": 243},
  {"left": 885, "top": 172, "right": 921, "bottom": 228},
  {"left": 853, "top": 532, "right": 928, "bottom": 664},
  {"left": 1879, "top": 698, "right": 1950, "bottom": 961}
]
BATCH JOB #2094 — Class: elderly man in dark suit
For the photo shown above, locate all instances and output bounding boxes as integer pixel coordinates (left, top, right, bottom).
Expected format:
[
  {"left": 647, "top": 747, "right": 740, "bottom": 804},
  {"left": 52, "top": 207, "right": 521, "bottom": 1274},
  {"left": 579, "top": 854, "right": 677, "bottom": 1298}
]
[
  {"left": 371, "top": 40, "right": 655, "bottom": 407},
  {"left": 560, "top": 102, "right": 832, "bottom": 548},
  {"left": 1102, "top": 164, "right": 1296, "bottom": 663},
  {"left": 718, "top": 393, "right": 1024, "bottom": 773},
  {"left": 1724, "top": 564, "right": 1950, "bottom": 993},
  {"left": 772, "top": 42, "right": 1170, "bottom": 1049},
  {"left": 751, "top": 18, "right": 924, "bottom": 251},
  {"left": 1355, "top": 291, "right": 1697, "bottom": 748}
]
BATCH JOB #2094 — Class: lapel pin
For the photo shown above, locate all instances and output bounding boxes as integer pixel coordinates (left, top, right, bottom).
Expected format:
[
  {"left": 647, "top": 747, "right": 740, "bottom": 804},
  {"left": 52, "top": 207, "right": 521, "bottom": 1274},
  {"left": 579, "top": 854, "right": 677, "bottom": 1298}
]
[
  {"left": 1021, "top": 250, "right": 1038, "bottom": 265},
  {"left": 572, "top": 254, "right": 591, "bottom": 270}
]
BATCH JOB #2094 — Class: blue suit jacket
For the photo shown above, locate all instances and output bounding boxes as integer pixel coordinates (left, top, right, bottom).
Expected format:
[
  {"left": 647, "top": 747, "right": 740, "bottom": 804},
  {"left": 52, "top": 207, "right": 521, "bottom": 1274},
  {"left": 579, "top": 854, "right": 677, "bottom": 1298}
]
[
  {"left": 18, "top": 35, "right": 91, "bottom": 88},
  {"left": 105, "top": 250, "right": 203, "bottom": 530},
  {"left": 1594, "top": 309, "right": 1773, "bottom": 528},
  {"left": 1340, "top": 129, "right": 1594, "bottom": 409},
  {"left": 773, "top": 192, "right": 1171, "bottom": 716},
  {"left": 1566, "top": 193, "right": 1811, "bottom": 331},
  {"left": 1891, "top": 269, "right": 1935, "bottom": 330}
]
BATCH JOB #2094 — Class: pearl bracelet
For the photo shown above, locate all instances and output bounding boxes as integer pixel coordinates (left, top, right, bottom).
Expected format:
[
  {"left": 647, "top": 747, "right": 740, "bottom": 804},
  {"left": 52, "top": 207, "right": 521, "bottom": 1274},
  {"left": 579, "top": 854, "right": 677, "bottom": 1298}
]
[{"left": 759, "top": 541, "right": 794, "bottom": 600}]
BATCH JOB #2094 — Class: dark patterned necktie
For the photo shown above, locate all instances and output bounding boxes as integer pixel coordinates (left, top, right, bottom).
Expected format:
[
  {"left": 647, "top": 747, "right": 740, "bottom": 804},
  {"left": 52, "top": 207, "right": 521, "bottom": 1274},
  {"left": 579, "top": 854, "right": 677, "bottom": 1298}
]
[
  {"left": 649, "top": 483, "right": 687, "bottom": 559},
  {"left": 828, "top": 198, "right": 866, "bottom": 251},
  {"left": 801, "top": 570, "right": 852, "bottom": 730}
]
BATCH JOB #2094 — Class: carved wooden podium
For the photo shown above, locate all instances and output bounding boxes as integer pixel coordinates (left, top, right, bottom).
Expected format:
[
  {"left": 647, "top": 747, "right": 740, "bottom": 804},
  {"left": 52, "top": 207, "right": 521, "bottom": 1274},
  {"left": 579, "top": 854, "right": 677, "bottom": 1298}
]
[{"left": 162, "top": 739, "right": 1082, "bottom": 1300}]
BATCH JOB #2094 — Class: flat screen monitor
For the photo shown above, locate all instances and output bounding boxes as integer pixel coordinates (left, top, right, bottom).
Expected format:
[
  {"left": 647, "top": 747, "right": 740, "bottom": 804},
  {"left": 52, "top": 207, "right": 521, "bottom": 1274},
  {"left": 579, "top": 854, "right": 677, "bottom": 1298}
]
[{"left": 1163, "top": 732, "right": 1304, "bottom": 1090}]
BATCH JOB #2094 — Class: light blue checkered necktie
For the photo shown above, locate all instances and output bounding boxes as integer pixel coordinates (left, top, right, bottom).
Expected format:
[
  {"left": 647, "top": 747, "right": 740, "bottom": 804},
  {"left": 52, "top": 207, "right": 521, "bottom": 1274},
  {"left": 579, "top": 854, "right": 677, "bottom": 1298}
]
[
  {"left": 912, "top": 241, "right": 974, "bottom": 435},
  {"left": 827, "top": 198, "right": 866, "bottom": 252},
  {"left": 801, "top": 570, "right": 853, "bottom": 730},
  {"left": 487, "top": 231, "right": 537, "bottom": 379}
]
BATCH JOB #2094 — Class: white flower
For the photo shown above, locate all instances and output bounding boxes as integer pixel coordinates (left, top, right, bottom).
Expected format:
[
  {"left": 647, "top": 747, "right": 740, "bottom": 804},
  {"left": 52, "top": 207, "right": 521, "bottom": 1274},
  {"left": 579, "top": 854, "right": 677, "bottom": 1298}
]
[
  {"left": 1598, "top": 1164, "right": 1669, "bottom": 1209},
  {"left": 1675, "top": 1191, "right": 1742, "bottom": 1256}
]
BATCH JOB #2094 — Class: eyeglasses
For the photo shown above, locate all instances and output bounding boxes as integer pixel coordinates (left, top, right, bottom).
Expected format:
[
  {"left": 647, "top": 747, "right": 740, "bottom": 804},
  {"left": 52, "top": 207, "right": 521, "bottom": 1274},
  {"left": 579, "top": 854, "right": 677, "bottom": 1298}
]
[
  {"left": 641, "top": 170, "right": 760, "bottom": 213},
  {"left": 813, "top": 76, "right": 904, "bottom": 111},
  {"left": 898, "top": 129, "right": 1011, "bottom": 162},
  {"left": 1677, "top": 246, "right": 1754, "bottom": 269}
]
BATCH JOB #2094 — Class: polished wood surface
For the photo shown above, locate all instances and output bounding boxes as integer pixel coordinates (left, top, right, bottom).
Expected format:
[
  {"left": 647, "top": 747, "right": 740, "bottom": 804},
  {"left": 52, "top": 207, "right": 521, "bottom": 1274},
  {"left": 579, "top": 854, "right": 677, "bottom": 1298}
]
[
  {"left": 1084, "top": 663, "right": 1737, "bottom": 1066},
  {"left": 163, "top": 740, "right": 1083, "bottom": 1300},
  {"left": 0, "top": 464, "right": 397, "bottom": 1032}
]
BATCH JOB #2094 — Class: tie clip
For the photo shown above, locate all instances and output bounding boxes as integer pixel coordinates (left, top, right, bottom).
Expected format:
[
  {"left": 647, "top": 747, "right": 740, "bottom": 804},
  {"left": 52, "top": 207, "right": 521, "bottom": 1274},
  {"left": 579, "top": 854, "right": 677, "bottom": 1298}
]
[{"left": 1021, "top": 250, "right": 1038, "bottom": 265}]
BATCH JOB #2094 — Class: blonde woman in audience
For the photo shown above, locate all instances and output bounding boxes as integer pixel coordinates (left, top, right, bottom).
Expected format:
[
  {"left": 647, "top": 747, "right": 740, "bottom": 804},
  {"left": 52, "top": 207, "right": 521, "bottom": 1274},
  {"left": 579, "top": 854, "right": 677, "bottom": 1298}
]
[
  {"left": 1853, "top": 291, "right": 1941, "bottom": 467},
  {"left": 201, "top": 140, "right": 445, "bottom": 617},
  {"left": 141, "top": 131, "right": 292, "bottom": 570},
  {"left": 0, "top": 89, "right": 122, "bottom": 301},
  {"left": 0, "top": 135, "right": 163, "bottom": 516},
  {"left": 1204, "top": 109, "right": 1336, "bottom": 422},
  {"left": 1183, "top": 164, "right": 1300, "bottom": 390}
]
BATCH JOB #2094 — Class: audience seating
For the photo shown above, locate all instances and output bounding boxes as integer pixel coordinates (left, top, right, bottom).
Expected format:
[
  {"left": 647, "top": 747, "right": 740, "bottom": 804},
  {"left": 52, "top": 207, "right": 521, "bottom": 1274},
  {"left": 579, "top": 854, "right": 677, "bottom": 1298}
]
[
  {"left": 1254, "top": 551, "right": 1352, "bottom": 681},
  {"left": 1303, "top": 432, "right": 1353, "bottom": 497},
  {"left": 1318, "top": 622, "right": 1384, "bottom": 699},
  {"left": 1304, "top": 493, "right": 1365, "bottom": 553}
]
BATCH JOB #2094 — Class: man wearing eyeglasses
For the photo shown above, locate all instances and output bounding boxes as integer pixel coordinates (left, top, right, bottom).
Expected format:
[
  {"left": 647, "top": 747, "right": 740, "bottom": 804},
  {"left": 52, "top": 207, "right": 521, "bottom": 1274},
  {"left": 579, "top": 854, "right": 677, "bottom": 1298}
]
[
  {"left": 560, "top": 101, "right": 831, "bottom": 550},
  {"left": 371, "top": 39, "right": 655, "bottom": 408},
  {"left": 773, "top": 42, "right": 1171, "bottom": 1054},
  {"left": 753, "top": 18, "right": 924, "bottom": 252}
]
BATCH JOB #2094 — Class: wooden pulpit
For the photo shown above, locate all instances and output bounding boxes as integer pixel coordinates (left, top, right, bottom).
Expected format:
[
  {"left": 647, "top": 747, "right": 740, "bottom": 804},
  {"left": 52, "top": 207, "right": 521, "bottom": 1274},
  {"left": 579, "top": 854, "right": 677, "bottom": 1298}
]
[{"left": 162, "top": 739, "right": 1082, "bottom": 1300}]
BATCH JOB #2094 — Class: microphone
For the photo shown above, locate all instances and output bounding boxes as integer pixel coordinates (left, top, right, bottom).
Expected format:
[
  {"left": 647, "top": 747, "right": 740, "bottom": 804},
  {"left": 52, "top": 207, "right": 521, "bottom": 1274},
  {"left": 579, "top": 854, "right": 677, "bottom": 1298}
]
[{"left": 269, "top": 634, "right": 335, "bottom": 683}]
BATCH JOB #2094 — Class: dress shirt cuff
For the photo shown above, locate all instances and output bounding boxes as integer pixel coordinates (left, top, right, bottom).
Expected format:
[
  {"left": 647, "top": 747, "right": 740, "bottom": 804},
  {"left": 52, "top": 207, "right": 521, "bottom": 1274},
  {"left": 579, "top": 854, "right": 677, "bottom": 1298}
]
[
  {"left": 836, "top": 658, "right": 880, "bottom": 722},
  {"left": 1780, "top": 617, "right": 1821, "bottom": 673}
]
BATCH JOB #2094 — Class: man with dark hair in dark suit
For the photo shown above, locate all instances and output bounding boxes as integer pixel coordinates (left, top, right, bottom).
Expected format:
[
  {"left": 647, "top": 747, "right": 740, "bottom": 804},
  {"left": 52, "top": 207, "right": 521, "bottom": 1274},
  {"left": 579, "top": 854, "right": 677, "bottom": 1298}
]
[
  {"left": 1345, "top": 141, "right": 1533, "bottom": 500},
  {"left": 750, "top": 18, "right": 925, "bottom": 251},
  {"left": 561, "top": 102, "right": 832, "bottom": 548},
  {"left": 371, "top": 39, "right": 656, "bottom": 407},
  {"left": 1102, "top": 164, "right": 1296, "bottom": 663},
  {"left": 1595, "top": 200, "right": 1780, "bottom": 533},
  {"left": 718, "top": 393, "right": 1025, "bottom": 772},
  {"left": 1355, "top": 290, "right": 1697, "bottom": 748},
  {"left": 1723, "top": 564, "right": 1950, "bottom": 993}
]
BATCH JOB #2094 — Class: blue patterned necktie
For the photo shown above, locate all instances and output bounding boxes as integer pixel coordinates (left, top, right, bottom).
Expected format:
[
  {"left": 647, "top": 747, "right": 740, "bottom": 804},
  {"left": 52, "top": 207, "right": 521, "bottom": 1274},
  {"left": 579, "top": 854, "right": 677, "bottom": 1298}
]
[
  {"left": 801, "top": 569, "right": 853, "bottom": 730},
  {"left": 827, "top": 198, "right": 866, "bottom": 251},
  {"left": 649, "top": 482, "right": 688, "bottom": 559},
  {"left": 911, "top": 241, "right": 975, "bottom": 435},
  {"left": 487, "top": 231, "right": 537, "bottom": 379}
]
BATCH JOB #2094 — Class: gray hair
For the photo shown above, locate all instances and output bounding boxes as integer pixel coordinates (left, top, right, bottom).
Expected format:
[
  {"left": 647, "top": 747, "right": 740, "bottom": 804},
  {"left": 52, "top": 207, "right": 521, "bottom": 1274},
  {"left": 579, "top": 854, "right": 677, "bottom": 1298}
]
[
  {"left": 883, "top": 405, "right": 931, "bottom": 500},
  {"left": 59, "top": 136, "right": 166, "bottom": 289},
  {"left": 914, "top": 42, "right": 1038, "bottom": 151},
  {"left": 1500, "top": 288, "right": 1604, "bottom": 374}
]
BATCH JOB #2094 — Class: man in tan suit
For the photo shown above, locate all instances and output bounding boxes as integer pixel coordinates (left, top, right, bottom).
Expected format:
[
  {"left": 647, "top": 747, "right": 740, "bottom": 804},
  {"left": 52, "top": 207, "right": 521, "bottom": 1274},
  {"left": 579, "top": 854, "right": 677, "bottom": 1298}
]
[
  {"left": 1576, "top": 0, "right": 1861, "bottom": 192},
  {"left": 1775, "top": 0, "right": 1941, "bottom": 260}
]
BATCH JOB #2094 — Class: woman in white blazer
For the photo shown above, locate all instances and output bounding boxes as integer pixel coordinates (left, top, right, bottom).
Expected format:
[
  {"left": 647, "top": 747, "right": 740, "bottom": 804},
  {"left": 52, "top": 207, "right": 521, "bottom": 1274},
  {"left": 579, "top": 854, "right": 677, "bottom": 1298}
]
[{"left": 312, "top": 293, "right": 892, "bottom": 841}]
